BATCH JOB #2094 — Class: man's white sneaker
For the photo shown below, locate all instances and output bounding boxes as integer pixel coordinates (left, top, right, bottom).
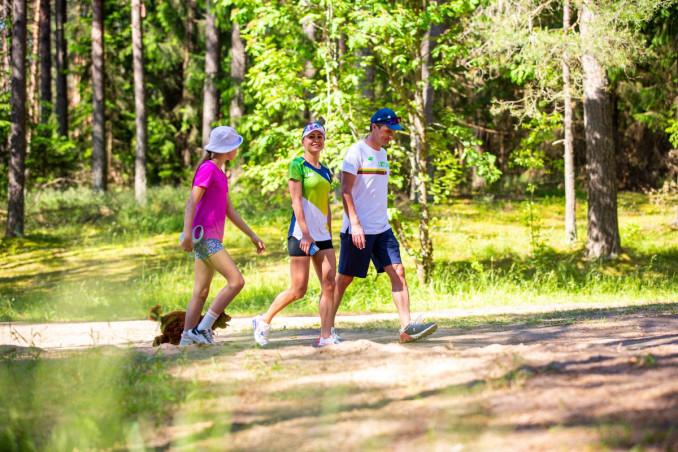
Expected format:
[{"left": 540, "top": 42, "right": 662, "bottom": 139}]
[
  {"left": 183, "top": 327, "right": 214, "bottom": 345},
  {"left": 315, "top": 335, "right": 340, "bottom": 348},
  {"left": 252, "top": 315, "right": 270, "bottom": 347},
  {"left": 331, "top": 327, "right": 342, "bottom": 342}
]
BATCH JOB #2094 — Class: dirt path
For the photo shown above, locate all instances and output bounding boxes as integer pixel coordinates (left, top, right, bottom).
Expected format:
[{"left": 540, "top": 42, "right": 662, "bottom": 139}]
[
  {"left": 170, "top": 315, "right": 678, "bottom": 451},
  {"left": 0, "top": 300, "right": 669, "bottom": 350},
  {"left": 136, "top": 311, "right": 675, "bottom": 451},
  {"left": 3, "top": 305, "right": 677, "bottom": 450}
]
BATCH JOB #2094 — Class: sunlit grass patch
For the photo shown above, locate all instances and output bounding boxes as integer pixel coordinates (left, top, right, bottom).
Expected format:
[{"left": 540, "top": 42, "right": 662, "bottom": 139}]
[{"left": 1, "top": 188, "right": 676, "bottom": 321}]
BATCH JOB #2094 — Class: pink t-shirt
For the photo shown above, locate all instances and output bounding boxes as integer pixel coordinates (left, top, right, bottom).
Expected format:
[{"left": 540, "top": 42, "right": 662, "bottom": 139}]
[{"left": 192, "top": 160, "right": 229, "bottom": 241}]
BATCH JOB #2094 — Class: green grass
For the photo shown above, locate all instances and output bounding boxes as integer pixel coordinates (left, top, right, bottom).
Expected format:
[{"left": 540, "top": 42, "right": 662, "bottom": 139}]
[
  {"left": 0, "top": 347, "right": 194, "bottom": 450},
  {"left": 0, "top": 186, "right": 676, "bottom": 321}
]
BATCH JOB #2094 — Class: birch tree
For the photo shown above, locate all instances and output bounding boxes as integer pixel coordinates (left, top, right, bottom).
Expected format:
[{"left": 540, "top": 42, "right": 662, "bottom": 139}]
[
  {"left": 91, "top": 0, "right": 106, "bottom": 191},
  {"left": 131, "top": 0, "right": 147, "bottom": 204}
]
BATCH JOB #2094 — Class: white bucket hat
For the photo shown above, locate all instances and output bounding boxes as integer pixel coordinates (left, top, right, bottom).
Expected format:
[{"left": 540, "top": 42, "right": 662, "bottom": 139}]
[{"left": 205, "top": 126, "right": 243, "bottom": 153}]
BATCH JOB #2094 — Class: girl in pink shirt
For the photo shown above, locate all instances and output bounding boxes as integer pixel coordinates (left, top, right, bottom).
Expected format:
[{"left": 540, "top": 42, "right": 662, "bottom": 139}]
[{"left": 179, "top": 126, "right": 265, "bottom": 346}]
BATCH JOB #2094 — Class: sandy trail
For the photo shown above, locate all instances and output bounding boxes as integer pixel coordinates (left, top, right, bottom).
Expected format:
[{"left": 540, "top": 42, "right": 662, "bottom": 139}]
[
  {"left": 0, "top": 300, "right": 666, "bottom": 349},
  {"left": 147, "top": 312, "right": 677, "bottom": 451},
  {"left": 3, "top": 304, "right": 676, "bottom": 450}
]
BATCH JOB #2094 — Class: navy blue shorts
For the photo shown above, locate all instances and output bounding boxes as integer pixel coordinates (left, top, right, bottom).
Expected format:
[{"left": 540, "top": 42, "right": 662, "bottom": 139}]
[{"left": 338, "top": 228, "right": 402, "bottom": 278}]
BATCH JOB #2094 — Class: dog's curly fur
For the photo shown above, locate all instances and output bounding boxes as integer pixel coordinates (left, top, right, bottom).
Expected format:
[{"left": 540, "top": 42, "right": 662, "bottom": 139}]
[{"left": 149, "top": 305, "right": 231, "bottom": 346}]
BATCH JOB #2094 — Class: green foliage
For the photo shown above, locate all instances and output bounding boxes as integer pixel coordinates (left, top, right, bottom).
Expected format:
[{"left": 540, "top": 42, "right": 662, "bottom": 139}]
[
  {"left": 1, "top": 0, "right": 675, "bottom": 236},
  {"left": 0, "top": 349, "right": 192, "bottom": 450},
  {"left": 511, "top": 110, "right": 561, "bottom": 171},
  {"left": 26, "top": 122, "right": 80, "bottom": 187},
  {"left": 666, "top": 119, "right": 678, "bottom": 148}
]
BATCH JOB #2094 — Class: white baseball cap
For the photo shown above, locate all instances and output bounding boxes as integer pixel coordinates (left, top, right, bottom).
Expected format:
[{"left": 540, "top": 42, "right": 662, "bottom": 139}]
[
  {"left": 205, "top": 126, "right": 243, "bottom": 153},
  {"left": 302, "top": 121, "right": 326, "bottom": 140}
]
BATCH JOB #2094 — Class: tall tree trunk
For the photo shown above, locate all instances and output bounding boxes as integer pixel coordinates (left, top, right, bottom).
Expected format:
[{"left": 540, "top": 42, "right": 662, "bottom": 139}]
[
  {"left": 201, "top": 0, "right": 219, "bottom": 147},
  {"left": 407, "top": 120, "right": 419, "bottom": 202},
  {"left": 229, "top": 20, "right": 245, "bottom": 127},
  {"left": 179, "top": 0, "right": 195, "bottom": 166},
  {"left": 581, "top": 1, "right": 620, "bottom": 258},
  {"left": 67, "top": 0, "right": 81, "bottom": 113},
  {"left": 54, "top": 0, "right": 67, "bottom": 135},
  {"left": 402, "top": 18, "right": 438, "bottom": 284},
  {"left": 37, "top": 0, "right": 49, "bottom": 123},
  {"left": 1, "top": 0, "right": 11, "bottom": 92},
  {"left": 358, "top": 48, "right": 374, "bottom": 102},
  {"left": 562, "top": 0, "right": 577, "bottom": 243},
  {"left": 131, "top": 0, "right": 146, "bottom": 205},
  {"left": 91, "top": 0, "right": 106, "bottom": 191},
  {"left": 302, "top": 0, "right": 316, "bottom": 122},
  {"left": 7, "top": 0, "right": 27, "bottom": 237},
  {"left": 25, "top": 0, "right": 38, "bottom": 124}
]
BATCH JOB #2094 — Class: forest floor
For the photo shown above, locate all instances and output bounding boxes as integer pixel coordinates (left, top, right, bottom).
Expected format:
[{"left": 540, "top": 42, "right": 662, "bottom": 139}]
[{"left": 3, "top": 303, "right": 677, "bottom": 450}]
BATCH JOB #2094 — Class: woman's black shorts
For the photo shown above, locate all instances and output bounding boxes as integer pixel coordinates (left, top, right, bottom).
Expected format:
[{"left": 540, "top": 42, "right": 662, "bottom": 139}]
[{"left": 287, "top": 237, "right": 334, "bottom": 257}]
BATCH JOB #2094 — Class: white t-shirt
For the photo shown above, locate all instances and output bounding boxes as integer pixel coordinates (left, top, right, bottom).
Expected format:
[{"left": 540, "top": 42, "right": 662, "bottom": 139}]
[{"left": 341, "top": 140, "right": 391, "bottom": 235}]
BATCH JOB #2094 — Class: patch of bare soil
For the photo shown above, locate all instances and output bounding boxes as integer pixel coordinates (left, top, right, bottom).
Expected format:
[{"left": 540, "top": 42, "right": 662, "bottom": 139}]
[{"left": 142, "top": 313, "right": 677, "bottom": 451}]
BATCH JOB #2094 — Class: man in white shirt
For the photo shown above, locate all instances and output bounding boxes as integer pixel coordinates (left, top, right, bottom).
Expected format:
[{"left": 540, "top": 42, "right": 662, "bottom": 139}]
[{"left": 333, "top": 108, "right": 437, "bottom": 343}]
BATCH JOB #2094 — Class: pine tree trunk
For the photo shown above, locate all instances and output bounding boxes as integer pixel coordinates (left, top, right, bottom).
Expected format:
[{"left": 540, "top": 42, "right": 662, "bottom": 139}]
[
  {"left": 91, "top": 0, "right": 106, "bottom": 191},
  {"left": 229, "top": 20, "right": 245, "bottom": 127},
  {"left": 131, "top": 0, "right": 146, "bottom": 205},
  {"left": 37, "top": 0, "right": 49, "bottom": 123},
  {"left": 7, "top": 0, "right": 27, "bottom": 237},
  {"left": 201, "top": 0, "right": 219, "bottom": 147},
  {"left": 1, "top": 0, "right": 11, "bottom": 92},
  {"left": 562, "top": 0, "right": 577, "bottom": 243},
  {"left": 67, "top": 0, "right": 81, "bottom": 111},
  {"left": 54, "top": 0, "right": 67, "bottom": 135},
  {"left": 581, "top": 1, "right": 621, "bottom": 258},
  {"left": 179, "top": 0, "right": 195, "bottom": 167}
]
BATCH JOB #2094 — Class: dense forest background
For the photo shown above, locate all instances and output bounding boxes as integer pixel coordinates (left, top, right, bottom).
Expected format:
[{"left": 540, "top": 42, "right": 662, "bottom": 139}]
[{"left": 1, "top": 0, "right": 677, "bottom": 279}]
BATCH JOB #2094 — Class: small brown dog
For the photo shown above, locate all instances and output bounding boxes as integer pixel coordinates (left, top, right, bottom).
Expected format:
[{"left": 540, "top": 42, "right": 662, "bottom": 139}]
[{"left": 149, "top": 305, "right": 231, "bottom": 346}]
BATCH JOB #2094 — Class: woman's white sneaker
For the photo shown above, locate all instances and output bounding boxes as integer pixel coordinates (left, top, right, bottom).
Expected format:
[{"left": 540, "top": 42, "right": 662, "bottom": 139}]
[
  {"left": 252, "top": 315, "right": 270, "bottom": 347},
  {"left": 315, "top": 335, "right": 340, "bottom": 348}
]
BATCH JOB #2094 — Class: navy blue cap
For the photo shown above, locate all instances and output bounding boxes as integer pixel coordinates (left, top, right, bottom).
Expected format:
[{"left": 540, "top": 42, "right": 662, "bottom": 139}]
[{"left": 370, "top": 108, "right": 403, "bottom": 131}]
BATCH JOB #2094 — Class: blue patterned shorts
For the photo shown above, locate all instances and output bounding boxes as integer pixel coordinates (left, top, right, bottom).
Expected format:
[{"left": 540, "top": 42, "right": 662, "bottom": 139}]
[{"left": 194, "top": 238, "right": 224, "bottom": 261}]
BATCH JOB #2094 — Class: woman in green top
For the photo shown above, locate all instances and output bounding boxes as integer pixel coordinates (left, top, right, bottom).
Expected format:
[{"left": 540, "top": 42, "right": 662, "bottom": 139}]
[{"left": 252, "top": 122, "right": 339, "bottom": 347}]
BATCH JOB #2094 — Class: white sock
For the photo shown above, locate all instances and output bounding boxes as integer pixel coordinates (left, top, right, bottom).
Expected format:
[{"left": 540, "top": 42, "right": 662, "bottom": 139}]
[{"left": 197, "top": 309, "right": 219, "bottom": 331}]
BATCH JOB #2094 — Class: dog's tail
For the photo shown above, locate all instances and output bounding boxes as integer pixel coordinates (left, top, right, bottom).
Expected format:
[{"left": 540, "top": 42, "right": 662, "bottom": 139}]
[{"left": 148, "top": 304, "right": 163, "bottom": 321}]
